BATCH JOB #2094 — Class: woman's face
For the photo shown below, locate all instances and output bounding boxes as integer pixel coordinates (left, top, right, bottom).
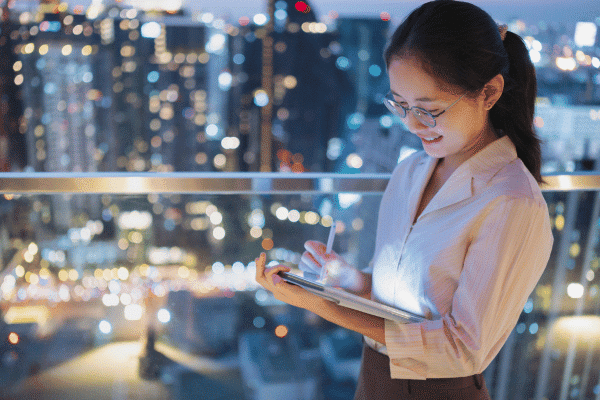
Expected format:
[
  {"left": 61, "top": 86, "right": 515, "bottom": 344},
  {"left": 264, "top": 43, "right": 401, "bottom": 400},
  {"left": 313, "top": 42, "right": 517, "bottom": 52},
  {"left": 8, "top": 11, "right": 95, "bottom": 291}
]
[{"left": 387, "top": 56, "right": 497, "bottom": 170}]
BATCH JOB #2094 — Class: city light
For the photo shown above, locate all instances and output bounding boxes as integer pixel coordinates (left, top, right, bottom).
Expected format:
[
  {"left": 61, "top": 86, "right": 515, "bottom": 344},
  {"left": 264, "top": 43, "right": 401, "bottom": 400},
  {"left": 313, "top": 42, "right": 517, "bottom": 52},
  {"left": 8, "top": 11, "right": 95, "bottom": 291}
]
[
  {"left": 141, "top": 21, "right": 161, "bottom": 39},
  {"left": 157, "top": 308, "right": 171, "bottom": 324},
  {"left": 336, "top": 56, "right": 351, "bottom": 70},
  {"left": 253, "top": 90, "right": 269, "bottom": 107},
  {"left": 120, "top": 293, "right": 132, "bottom": 306},
  {"left": 221, "top": 137, "right": 240, "bottom": 150},
  {"left": 346, "top": 112, "right": 364, "bottom": 129},
  {"left": 275, "top": 206, "right": 289, "bottom": 221},
  {"left": 275, "top": 324, "right": 289, "bottom": 338},
  {"left": 212, "top": 262, "right": 225, "bottom": 274},
  {"left": 288, "top": 209, "right": 300, "bottom": 223},
  {"left": 212, "top": 227, "right": 226, "bottom": 240},
  {"left": 124, "top": 304, "right": 143, "bottom": 321},
  {"left": 4, "top": 306, "right": 50, "bottom": 325},
  {"left": 369, "top": 64, "right": 382, "bottom": 77},
  {"left": 275, "top": 10, "right": 288, "bottom": 21},
  {"left": 238, "top": 16, "right": 250, "bottom": 26},
  {"left": 295, "top": 1, "right": 310, "bottom": 13},
  {"left": 555, "top": 57, "right": 577, "bottom": 71},
  {"left": 253, "top": 14, "right": 268, "bottom": 26},
  {"left": 206, "top": 33, "right": 226, "bottom": 53},
  {"left": 346, "top": 153, "right": 363, "bottom": 169},
  {"left": 549, "top": 316, "right": 600, "bottom": 351},
  {"left": 250, "top": 226, "right": 262, "bottom": 238},
  {"left": 218, "top": 71, "right": 233, "bottom": 90},
  {"left": 574, "top": 22, "right": 597, "bottom": 47},
  {"left": 529, "top": 50, "right": 541, "bottom": 64},
  {"left": 102, "top": 293, "right": 119, "bottom": 306},
  {"left": 8, "top": 332, "right": 19, "bottom": 345},
  {"left": 338, "top": 193, "right": 362, "bottom": 209},
  {"left": 98, "top": 320, "right": 112, "bottom": 334},
  {"left": 567, "top": 282, "right": 584, "bottom": 299},
  {"left": 206, "top": 124, "right": 219, "bottom": 137},
  {"left": 209, "top": 211, "right": 223, "bottom": 225},
  {"left": 118, "top": 211, "right": 152, "bottom": 230}
]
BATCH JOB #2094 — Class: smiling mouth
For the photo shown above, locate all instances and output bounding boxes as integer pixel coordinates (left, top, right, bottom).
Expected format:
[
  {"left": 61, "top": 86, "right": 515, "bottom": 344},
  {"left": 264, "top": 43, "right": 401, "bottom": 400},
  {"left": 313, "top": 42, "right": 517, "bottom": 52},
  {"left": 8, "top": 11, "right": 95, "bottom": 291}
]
[{"left": 420, "top": 135, "right": 443, "bottom": 142}]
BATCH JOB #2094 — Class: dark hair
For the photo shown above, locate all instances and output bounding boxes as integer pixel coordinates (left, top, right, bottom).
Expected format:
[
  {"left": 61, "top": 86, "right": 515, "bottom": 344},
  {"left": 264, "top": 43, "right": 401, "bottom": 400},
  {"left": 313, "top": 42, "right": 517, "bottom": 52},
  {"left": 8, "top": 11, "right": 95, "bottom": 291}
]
[{"left": 384, "top": 0, "right": 543, "bottom": 183}]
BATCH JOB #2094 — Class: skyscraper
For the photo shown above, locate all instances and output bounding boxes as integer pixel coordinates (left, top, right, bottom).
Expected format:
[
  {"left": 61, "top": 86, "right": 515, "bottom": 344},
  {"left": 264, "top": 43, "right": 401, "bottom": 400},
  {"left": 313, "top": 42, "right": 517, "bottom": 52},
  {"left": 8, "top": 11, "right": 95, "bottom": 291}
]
[
  {"left": 236, "top": 0, "right": 352, "bottom": 172},
  {"left": 0, "top": 5, "right": 26, "bottom": 171},
  {"left": 18, "top": 7, "right": 107, "bottom": 230}
]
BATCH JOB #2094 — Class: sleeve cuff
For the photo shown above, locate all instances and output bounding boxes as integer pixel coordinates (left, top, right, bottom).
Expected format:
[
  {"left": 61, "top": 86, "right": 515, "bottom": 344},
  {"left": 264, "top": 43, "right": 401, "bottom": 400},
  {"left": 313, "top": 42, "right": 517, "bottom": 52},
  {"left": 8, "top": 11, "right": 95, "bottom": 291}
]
[
  {"left": 385, "top": 319, "right": 447, "bottom": 379},
  {"left": 385, "top": 319, "right": 426, "bottom": 359}
]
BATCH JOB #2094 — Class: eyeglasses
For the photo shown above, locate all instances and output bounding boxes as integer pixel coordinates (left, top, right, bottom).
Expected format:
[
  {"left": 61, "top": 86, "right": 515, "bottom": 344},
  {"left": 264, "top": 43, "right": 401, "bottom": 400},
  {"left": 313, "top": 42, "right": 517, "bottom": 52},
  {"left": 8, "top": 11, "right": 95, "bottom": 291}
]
[{"left": 383, "top": 92, "right": 466, "bottom": 128}]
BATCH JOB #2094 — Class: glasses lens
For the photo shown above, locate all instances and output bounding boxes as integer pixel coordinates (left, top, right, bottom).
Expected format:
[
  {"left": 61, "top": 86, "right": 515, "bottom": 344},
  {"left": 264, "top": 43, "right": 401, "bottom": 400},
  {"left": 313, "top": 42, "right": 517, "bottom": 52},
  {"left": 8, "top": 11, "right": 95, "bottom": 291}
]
[
  {"left": 384, "top": 98, "right": 406, "bottom": 118},
  {"left": 413, "top": 109, "right": 436, "bottom": 128}
]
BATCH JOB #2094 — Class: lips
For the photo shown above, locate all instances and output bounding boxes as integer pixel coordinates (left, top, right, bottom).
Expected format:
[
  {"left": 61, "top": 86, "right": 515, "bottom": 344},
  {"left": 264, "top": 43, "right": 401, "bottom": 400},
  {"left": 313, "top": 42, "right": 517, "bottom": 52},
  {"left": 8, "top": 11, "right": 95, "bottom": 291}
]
[{"left": 419, "top": 135, "right": 443, "bottom": 143}]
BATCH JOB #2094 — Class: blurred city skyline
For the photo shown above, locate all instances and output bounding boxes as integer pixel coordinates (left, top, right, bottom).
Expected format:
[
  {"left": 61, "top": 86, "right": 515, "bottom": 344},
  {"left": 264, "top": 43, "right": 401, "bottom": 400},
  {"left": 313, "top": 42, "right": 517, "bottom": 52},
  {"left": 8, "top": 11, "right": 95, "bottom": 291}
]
[{"left": 18, "top": 0, "right": 600, "bottom": 26}]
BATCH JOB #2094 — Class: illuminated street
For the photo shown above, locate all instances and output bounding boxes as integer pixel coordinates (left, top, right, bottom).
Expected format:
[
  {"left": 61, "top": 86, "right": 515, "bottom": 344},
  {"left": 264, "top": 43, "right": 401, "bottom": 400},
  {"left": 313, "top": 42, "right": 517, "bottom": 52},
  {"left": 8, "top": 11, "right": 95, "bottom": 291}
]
[
  {"left": 2, "top": 342, "right": 169, "bottom": 400},
  {"left": 0, "top": 340, "right": 247, "bottom": 400}
]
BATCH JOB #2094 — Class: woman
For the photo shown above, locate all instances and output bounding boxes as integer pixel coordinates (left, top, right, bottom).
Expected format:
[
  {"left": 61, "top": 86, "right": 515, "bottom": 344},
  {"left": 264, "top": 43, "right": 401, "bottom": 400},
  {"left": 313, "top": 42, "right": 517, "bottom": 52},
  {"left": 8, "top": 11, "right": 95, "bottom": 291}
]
[{"left": 255, "top": 1, "right": 553, "bottom": 398}]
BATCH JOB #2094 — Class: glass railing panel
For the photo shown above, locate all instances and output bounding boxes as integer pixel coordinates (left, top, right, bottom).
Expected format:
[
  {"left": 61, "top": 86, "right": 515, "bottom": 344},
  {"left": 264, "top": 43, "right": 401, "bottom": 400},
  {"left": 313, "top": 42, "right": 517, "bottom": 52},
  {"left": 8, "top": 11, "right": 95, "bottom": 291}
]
[
  {"left": 0, "top": 175, "right": 598, "bottom": 399},
  {"left": 488, "top": 189, "right": 600, "bottom": 400},
  {"left": 0, "top": 189, "right": 376, "bottom": 399}
]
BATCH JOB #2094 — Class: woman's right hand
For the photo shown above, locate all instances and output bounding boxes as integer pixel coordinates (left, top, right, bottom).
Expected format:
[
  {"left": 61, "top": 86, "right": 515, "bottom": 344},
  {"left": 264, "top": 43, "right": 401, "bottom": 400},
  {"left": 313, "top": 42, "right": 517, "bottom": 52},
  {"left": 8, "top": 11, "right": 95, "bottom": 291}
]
[{"left": 299, "top": 240, "right": 366, "bottom": 292}]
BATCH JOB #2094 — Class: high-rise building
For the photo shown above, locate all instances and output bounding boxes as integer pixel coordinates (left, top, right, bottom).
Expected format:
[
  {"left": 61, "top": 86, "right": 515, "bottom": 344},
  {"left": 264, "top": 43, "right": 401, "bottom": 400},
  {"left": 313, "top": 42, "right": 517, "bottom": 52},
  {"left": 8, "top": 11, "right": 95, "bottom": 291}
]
[
  {"left": 140, "top": 14, "right": 231, "bottom": 173},
  {"left": 17, "top": 8, "right": 109, "bottom": 230},
  {"left": 0, "top": 5, "right": 26, "bottom": 171},
  {"left": 235, "top": 0, "right": 352, "bottom": 172}
]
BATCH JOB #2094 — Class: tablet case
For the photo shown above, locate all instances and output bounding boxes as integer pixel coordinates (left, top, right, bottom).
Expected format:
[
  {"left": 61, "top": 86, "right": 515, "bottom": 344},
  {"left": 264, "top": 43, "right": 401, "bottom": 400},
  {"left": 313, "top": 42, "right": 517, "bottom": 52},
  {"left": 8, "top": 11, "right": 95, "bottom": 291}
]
[{"left": 279, "top": 272, "right": 427, "bottom": 324}]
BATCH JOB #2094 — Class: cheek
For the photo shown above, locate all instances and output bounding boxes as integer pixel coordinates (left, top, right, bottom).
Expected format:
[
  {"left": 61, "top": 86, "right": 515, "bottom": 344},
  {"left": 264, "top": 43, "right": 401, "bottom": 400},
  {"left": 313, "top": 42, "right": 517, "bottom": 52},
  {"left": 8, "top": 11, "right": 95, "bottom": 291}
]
[{"left": 447, "top": 106, "right": 486, "bottom": 132}]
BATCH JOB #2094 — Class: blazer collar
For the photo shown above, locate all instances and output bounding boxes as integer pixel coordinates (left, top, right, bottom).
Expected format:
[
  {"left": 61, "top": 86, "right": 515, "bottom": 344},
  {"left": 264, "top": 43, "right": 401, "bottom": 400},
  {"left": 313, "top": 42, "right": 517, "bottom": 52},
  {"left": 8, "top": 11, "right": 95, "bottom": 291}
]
[{"left": 413, "top": 135, "right": 518, "bottom": 222}]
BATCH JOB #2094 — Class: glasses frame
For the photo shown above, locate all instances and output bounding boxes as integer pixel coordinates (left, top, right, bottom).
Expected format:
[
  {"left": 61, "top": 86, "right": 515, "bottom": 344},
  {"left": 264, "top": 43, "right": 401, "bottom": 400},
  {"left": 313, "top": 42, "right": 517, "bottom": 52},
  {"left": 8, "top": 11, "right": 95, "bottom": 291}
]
[{"left": 383, "top": 92, "right": 467, "bottom": 128}]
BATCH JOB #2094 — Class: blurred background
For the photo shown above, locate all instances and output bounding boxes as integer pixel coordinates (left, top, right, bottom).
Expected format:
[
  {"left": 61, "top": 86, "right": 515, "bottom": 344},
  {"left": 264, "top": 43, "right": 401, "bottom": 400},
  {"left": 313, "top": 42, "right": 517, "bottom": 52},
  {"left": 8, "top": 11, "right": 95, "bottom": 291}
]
[{"left": 0, "top": 0, "right": 599, "bottom": 399}]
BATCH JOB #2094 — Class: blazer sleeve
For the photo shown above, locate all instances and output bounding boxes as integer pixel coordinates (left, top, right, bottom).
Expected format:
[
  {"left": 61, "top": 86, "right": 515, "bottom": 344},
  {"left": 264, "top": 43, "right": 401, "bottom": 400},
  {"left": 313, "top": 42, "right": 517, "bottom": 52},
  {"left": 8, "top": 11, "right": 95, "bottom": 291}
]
[{"left": 383, "top": 195, "right": 554, "bottom": 379}]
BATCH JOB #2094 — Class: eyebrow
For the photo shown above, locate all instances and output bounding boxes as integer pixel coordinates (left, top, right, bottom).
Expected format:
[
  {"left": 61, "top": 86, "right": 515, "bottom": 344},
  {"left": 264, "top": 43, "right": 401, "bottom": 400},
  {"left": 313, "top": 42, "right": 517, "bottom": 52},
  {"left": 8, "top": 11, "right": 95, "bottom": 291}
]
[{"left": 390, "top": 90, "right": 436, "bottom": 103}]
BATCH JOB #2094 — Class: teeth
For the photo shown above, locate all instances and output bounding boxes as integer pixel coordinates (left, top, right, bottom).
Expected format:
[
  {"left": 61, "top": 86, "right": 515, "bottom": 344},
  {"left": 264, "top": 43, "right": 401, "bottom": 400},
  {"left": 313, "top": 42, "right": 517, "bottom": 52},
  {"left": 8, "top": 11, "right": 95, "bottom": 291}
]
[{"left": 423, "top": 136, "right": 440, "bottom": 141}]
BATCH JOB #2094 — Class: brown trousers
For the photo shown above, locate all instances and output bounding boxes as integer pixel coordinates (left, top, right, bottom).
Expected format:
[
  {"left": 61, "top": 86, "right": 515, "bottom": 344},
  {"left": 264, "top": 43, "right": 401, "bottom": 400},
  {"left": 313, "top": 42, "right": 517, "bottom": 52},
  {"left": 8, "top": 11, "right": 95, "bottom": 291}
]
[{"left": 353, "top": 344, "right": 492, "bottom": 400}]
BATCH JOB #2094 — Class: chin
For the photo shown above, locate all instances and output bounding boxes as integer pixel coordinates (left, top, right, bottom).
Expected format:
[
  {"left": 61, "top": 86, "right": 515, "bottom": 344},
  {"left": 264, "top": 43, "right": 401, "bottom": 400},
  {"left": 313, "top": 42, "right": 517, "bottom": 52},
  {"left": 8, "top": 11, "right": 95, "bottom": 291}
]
[{"left": 423, "top": 149, "right": 446, "bottom": 159}]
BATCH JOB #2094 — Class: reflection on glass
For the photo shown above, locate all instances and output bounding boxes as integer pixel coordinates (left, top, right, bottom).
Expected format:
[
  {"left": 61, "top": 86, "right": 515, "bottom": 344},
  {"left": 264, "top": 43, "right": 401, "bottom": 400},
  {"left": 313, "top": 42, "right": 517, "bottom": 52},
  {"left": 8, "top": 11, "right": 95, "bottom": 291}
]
[{"left": 0, "top": 188, "right": 596, "bottom": 399}]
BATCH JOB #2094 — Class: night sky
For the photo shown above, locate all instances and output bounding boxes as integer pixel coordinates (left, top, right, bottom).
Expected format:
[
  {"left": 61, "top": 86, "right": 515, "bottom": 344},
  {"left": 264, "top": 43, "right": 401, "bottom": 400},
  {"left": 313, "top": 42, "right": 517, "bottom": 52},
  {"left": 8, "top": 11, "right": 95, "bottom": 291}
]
[{"left": 65, "top": 0, "right": 600, "bottom": 27}]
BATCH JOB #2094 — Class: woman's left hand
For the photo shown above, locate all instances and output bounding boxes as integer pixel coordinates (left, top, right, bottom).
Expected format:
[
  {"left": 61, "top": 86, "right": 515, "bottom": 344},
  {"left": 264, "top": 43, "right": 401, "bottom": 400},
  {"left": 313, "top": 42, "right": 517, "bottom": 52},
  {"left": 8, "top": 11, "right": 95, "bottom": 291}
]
[{"left": 254, "top": 252, "right": 322, "bottom": 310}]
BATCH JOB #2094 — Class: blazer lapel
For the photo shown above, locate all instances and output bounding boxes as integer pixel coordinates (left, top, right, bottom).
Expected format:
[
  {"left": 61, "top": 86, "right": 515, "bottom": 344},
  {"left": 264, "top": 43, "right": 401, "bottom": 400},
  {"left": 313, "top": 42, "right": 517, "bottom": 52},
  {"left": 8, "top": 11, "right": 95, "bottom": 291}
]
[
  {"left": 415, "top": 136, "right": 518, "bottom": 222},
  {"left": 407, "top": 156, "right": 439, "bottom": 225},
  {"left": 419, "top": 168, "right": 473, "bottom": 220}
]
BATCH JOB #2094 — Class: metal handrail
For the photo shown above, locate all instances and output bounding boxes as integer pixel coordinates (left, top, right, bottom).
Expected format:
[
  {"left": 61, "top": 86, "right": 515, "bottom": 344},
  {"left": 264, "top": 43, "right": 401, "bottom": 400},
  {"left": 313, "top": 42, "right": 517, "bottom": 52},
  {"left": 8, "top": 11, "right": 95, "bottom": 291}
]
[{"left": 0, "top": 172, "right": 596, "bottom": 194}]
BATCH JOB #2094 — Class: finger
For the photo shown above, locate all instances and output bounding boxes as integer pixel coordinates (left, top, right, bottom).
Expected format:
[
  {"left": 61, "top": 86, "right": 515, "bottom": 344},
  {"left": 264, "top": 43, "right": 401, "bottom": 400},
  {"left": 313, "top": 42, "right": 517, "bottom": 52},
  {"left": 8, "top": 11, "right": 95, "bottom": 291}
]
[
  {"left": 255, "top": 252, "right": 266, "bottom": 284},
  {"left": 304, "top": 240, "right": 327, "bottom": 255},
  {"left": 304, "top": 241, "right": 336, "bottom": 264},
  {"left": 265, "top": 265, "right": 291, "bottom": 286},
  {"left": 304, "top": 241, "right": 328, "bottom": 263},
  {"left": 299, "top": 251, "right": 321, "bottom": 273},
  {"left": 298, "top": 260, "right": 317, "bottom": 274}
]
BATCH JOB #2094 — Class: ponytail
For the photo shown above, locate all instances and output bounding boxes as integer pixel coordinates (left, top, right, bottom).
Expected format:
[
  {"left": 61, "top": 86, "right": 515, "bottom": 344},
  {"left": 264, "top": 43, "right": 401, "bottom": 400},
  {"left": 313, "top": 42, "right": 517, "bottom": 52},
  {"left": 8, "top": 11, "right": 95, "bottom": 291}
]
[{"left": 490, "top": 31, "right": 543, "bottom": 183}]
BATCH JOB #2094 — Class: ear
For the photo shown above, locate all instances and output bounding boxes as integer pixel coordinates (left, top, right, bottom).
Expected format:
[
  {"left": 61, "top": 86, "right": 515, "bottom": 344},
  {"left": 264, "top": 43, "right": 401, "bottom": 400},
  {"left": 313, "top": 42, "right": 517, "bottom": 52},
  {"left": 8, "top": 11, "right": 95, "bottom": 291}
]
[{"left": 482, "top": 74, "right": 504, "bottom": 111}]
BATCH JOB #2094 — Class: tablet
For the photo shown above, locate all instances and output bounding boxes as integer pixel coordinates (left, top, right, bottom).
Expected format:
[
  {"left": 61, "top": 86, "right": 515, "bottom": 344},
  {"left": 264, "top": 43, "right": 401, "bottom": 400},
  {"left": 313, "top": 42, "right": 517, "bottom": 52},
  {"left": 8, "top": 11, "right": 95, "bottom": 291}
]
[{"left": 278, "top": 272, "right": 427, "bottom": 324}]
